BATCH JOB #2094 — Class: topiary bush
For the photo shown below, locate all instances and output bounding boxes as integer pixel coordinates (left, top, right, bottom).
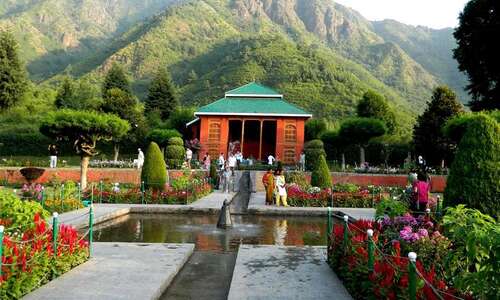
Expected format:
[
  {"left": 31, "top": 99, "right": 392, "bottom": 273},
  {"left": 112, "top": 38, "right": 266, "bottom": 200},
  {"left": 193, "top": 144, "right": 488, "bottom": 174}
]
[
  {"left": 444, "top": 114, "right": 500, "bottom": 216},
  {"left": 141, "top": 142, "right": 167, "bottom": 190},
  {"left": 304, "top": 139, "right": 326, "bottom": 171},
  {"left": 310, "top": 155, "right": 332, "bottom": 189},
  {"left": 165, "top": 137, "right": 185, "bottom": 169},
  {"left": 20, "top": 167, "right": 45, "bottom": 183}
]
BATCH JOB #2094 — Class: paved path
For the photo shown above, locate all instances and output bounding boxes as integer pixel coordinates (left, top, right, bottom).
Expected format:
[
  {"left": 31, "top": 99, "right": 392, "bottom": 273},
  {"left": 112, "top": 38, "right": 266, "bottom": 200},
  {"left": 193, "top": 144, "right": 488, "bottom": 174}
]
[
  {"left": 248, "top": 192, "right": 375, "bottom": 220},
  {"left": 228, "top": 245, "right": 352, "bottom": 300},
  {"left": 23, "top": 243, "right": 195, "bottom": 300}
]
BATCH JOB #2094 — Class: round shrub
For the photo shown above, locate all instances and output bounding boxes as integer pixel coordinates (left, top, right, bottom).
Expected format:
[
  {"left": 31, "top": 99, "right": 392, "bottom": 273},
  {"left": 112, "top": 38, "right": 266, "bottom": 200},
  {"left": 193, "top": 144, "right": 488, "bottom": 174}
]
[
  {"left": 305, "top": 119, "right": 327, "bottom": 141},
  {"left": 304, "top": 139, "right": 326, "bottom": 171},
  {"left": 141, "top": 142, "right": 167, "bottom": 190},
  {"left": 444, "top": 114, "right": 500, "bottom": 216},
  {"left": 168, "top": 137, "right": 184, "bottom": 146},
  {"left": 310, "top": 155, "right": 331, "bottom": 189},
  {"left": 147, "top": 129, "right": 181, "bottom": 148},
  {"left": 165, "top": 137, "right": 185, "bottom": 169}
]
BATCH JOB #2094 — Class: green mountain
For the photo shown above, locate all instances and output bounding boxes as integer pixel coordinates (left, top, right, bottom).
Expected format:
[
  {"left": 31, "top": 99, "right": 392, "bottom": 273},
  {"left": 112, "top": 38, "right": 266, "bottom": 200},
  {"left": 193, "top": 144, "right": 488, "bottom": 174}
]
[{"left": 0, "top": 0, "right": 469, "bottom": 132}]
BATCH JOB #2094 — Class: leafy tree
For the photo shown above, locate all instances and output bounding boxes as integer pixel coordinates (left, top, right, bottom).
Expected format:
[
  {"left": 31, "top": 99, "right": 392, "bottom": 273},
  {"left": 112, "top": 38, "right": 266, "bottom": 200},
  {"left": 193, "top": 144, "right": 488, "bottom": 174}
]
[
  {"left": 54, "top": 77, "right": 76, "bottom": 109},
  {"left": 40, "top": 109, "right": 130, "bottom": 189},
  {"left": 146, "top": 68, "right": 179, "bottom": 120},
  {"left": 444, "top": 110, "right": 500, "bottom": 145},
  {"left": 357, "top": 90, "right": 396, "bottom": 133},
  {"left": 147, "top": 129, "right": 182, "bottom": 153},
  {"left": 102, "top": 63, "right": 131, "bottom": 96},
  {"left": 310, "top": 155, "right": 331, "bottom": 189},
  {"left": 454, "top": 0, "right": 500, "bottom": 111},
  {"left": 338, "top": 118, "right": 387, "bottom": 165},
  {"left": 167, "top": 107, "right": 196, "bottom": 134},
  {"left": 444, "top": 114, "right": 500, "bottom": 216},
  {"left": 0, "top": 30, "right": 28, "bottom": 110},
  {"left": 413, "top": 86, "right": 463, "bottom": 166},
  {"left": 305, "top": 119, "right": 327, "bottom": 141},
  {"left": 321, "top": 130, "right": 348, "bottom": 170},
  {"left": 141, "top": 142, "right": 167, "bottom": 191}
]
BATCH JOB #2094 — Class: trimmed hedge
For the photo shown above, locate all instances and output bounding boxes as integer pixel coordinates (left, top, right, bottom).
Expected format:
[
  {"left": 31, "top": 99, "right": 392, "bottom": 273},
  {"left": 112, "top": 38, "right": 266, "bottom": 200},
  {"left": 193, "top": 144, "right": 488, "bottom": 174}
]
[
  {"left": 304, "top": 139, "right": 326, "bottom": 171},
  {"left": 165, "top": 137, "right": 185, "bottom": 169},
  {"left": 141, "top": 142, "right": 167, "bottom": 190},
  {"left": 444, "top": 114, "right": 500, "bottom": 216},
  {"left": 311, "top": 155, "right": 332, "bottom": 189}
]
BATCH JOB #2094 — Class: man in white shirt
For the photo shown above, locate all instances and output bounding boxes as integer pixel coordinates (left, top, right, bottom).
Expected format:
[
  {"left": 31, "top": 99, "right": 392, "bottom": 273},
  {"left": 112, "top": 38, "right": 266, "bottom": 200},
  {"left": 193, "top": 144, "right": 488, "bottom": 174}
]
[
  {"left": 218, "top": 153, "right": 225, "bottom": 170},
  {"left": 186, "top": 148, "right": 193, "bottom": 169},
  {"left": 235, "top": 151, "right": 243, "bottom": 168},
  {"left": 228, "top": 153, "right": 237, "bottom": 175},
  {"left": 137, "top": 148, "right": 144, "bottom": 169},
  {"left": 267, "top": 154, "right": 275, "bottom": 166}
]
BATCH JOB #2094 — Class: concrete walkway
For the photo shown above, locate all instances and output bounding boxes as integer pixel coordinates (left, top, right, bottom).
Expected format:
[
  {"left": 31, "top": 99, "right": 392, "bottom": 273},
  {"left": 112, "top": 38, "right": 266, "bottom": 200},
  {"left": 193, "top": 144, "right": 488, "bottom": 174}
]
[
  {"left": 23, "top": 243, "right": 195, "bottom": 300},
  {"left": 228, "top": 245, "right": 352, "bottom": 300},
  {"left": 247, "top": 192, "right": 375, "bottom": 220}
]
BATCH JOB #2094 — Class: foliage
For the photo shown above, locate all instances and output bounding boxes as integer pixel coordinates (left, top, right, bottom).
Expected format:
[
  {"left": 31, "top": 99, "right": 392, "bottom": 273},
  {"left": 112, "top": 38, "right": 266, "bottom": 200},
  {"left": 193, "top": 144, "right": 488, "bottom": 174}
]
[
  {"left": 338, "top": 118, "right": 387, "bottom": 147},
  {"left": 166, "top": 107, "right": 196, "bottom": 134},
  {"left": 40, "top": 109, "right": 130, "bottom": 157},
  {"left": 0, "top": 211, "right": 88, "bottom": 299},
  {"left": 310, "top": 155, "right": 331, "bottom": 189},
  {"left": 0, "top": 30, "right": 28, "bottom": 110},
  {"left": 442, "top": 205, "right": 499, "bottom": 299},
  {"left": 305, "top": 119, "right": 327, "bottom": 141},
  {"left": 357, "top": 90, "right": 396, "bottom": 133},
  {"left": 146, "top": 68, "right": 179, "bottom": 120},
  {"left": 102, "top": 63, "right": 131, "bottom": 96},
  {"left": 54, "top": 76, "right": 102, "bottom": 110},
  {"left": 454, "top": 0, "right": 500, "bottom": 111},
  {"left": 141, "top": 142, "right": 167, "bottom": 190},
  {"left": 444, "top": 114, "right": 500, "bottom": 216},
  {"left": 375, "top": 197, "right": 409, "bottom": 219},
  {"left": 165, "top": 137, "right": 185, "bottom": 169},
  {"left": 303, "top": 139, "right": 326, "bottom": 171},
  {"left": 443, "top": 110, "right": 500, "bottom": 145},
  {"left": 285, "top": 171, "right": 309, "bottom": 190},
  {"left": 413, "top": 86, "right": 463, "bottom": 166},
  {"left": 147, "top": 129, "right": 181, "bottom": 149},
  {"left": 0, "top": 190, "right": 49, "bottom": 233}
]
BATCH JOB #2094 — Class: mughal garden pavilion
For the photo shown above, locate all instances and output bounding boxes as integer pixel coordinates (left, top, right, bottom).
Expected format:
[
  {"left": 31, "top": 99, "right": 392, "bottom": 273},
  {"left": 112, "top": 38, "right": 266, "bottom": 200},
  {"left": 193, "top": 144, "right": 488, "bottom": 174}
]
[{"left": 187, "top": 83, "right": 312, "bottom": 164}]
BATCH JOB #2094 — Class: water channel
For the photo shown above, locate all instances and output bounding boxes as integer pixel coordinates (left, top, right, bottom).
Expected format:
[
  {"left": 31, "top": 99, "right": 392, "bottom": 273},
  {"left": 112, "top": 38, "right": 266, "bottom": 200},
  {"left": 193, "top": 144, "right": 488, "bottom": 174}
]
[{"left": 92, "top": 213, "right": 329, "bottom": 299}]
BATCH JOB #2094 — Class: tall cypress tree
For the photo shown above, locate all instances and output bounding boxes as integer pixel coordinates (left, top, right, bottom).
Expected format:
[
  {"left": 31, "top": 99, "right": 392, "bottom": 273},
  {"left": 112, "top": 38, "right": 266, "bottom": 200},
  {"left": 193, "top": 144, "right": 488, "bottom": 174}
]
[
  {"left": 357, "top": 90, "right": 396, "bottom": 133},
  {"left": 0, "top": 30, "right": 28, "bottom": 110},
  {"left": 55, "top": 77, "right": 76, "bottom": 109},
  {"left": 146, "top": 68, "right": 179, "bottom": 120},
  {"left": 102, "top": 63, "right": 131, "bottom": 96},
  {"left": 413, "top": 86, "right": 463, "bottom": 166}
]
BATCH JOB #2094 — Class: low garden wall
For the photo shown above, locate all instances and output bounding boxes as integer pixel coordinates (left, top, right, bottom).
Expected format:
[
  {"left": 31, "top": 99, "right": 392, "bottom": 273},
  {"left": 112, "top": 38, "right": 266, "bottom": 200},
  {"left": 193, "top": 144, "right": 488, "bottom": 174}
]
[
  {"left": 0, "top": 168, "right": 204, "bottom": 185},
  {"left": 1, "top": 168, "right": 446, "bottom": 192}
]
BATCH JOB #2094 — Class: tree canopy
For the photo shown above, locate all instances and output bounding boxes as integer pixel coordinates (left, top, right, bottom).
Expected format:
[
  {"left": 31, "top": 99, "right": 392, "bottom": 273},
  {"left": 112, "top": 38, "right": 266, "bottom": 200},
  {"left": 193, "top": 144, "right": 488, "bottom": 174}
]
[
  {"left": 338, "top": 118, "right": 387, "bottom": 147},
  {"left": 413, "top": 86, "right": 463, "bottom": 166},
  {"left": 454, "top": 0, "right": 500, "bottom": 111},
  {"left": 102, "top": 63, "right": 131, "bottom": 96},
  {"left": 0, "top": 30, "right": 28, "bottom": 110},
  {"left": 146, "top": 68, "right": 179, "bottom": 120},
  {"left": 356, "top": 90, "right": 396, "bottom": 133},
  {"left": 305, "top": 119, "right": 327, "bottom": 141}
]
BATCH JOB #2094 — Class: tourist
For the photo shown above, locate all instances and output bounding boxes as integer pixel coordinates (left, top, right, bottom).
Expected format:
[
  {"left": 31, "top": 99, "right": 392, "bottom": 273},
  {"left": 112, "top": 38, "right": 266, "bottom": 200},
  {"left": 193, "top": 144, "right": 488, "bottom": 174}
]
[
  {"left": 222, "top": 164, "right": 232, "bottom": 193},
  {"left": 299, "top": 151, "right": 306, "bottom": 171},
  {"left": 262, "top": 167, "right": 274, "bottom": 205},
  {"left": 48, "top": 144, "right": 58, "bottom": 168},
  {"left": 218, "top": 152, "right": 225, "bottom": 170},
  {"left": 274, "top": 169, "right": 288, "bottom": 207},
  {"left": 186, "top": 148, "right": 193, "bottom": 169},
  {"left": 228, "top": 153, "right": 237, "bottom": 175},
  {"left": 267, "top": 154, "right": 275, "bottom": 166},
  {"left": 137, "top": 148, "right": 144, "bottom": 169},
  {"left": 235, "top": 151, "right": 243, "bottom": 169},
  {"left": 203, "top": 152, "right": 211, "bottom": 170},
  {"left": 412, "top": 172, "right": 430, "bottom": 213}
]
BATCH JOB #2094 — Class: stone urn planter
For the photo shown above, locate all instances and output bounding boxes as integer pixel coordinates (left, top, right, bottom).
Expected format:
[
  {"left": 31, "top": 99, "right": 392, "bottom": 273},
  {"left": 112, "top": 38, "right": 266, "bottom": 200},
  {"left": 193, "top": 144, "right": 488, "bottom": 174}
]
[{"left": 20, "top": 167, "right": 45, "bottom": 183}]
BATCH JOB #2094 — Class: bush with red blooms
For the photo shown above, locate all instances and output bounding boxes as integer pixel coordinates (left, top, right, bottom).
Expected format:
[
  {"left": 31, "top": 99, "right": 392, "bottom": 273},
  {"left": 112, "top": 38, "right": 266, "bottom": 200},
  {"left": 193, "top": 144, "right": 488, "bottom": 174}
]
[
  {"left": 1, "top": 213, "right": 88, "bottom": 299},
  {"left": 286, "top": 184, "right": 384, "bottom": 207},
  {"left": 328, "top": 218, "right": 467, "bottom": 300}
]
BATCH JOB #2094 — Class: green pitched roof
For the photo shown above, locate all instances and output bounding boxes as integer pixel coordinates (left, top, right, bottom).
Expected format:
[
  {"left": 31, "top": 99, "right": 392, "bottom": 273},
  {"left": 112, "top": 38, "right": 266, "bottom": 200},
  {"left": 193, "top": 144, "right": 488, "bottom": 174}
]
[
  {"left": 195, "top": 97, "right": 312, "bottom": 117},
  {"left": 225, "top": 82, "right": 283, "bottom": 98}
]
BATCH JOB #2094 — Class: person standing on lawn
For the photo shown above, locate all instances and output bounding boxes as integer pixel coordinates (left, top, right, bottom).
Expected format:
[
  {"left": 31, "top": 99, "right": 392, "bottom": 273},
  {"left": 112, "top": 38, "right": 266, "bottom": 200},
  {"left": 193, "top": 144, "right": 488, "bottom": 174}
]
[
  {"left": 274, "top": 169, "right": 288, "bottom": 207},
  {"left": 262, "top": 167, "right": 274, "bottom": 205},
  {"left": 48, "top": 144, "right": 58, "bottom": 168}
]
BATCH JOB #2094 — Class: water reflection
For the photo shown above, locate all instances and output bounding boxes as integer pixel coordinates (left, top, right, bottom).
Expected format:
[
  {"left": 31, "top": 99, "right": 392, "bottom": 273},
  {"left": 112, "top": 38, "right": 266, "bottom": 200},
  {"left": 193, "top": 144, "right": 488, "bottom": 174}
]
[{"left": 93, "top": 214, "right": 327, "bottom": 251}]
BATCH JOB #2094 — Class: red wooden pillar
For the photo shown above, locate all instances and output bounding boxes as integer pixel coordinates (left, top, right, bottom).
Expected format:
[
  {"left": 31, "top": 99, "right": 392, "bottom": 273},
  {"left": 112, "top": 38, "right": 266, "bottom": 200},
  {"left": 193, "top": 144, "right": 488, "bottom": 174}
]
[{"left": 276, "top": 119, "right": 285, "bottom": 162}]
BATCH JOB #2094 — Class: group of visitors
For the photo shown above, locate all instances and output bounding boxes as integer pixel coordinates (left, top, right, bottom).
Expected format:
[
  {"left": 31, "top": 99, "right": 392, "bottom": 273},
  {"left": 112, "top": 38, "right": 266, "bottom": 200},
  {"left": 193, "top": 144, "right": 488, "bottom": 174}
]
[{"left": 262, "top": 167, "right": 288, "bottom": 207}]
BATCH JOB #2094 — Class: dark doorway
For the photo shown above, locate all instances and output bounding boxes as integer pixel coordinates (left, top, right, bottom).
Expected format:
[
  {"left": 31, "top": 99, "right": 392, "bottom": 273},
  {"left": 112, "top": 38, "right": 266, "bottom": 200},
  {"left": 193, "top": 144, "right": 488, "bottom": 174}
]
[
  {"left": 261, "top": 121, "right": 276, "bottom": 161},
  {"left": 228, "top": 120, "right": 242, "bottom": 154},
  {"left": 243, "top": 120, "right": 260, "bottom": 159}
]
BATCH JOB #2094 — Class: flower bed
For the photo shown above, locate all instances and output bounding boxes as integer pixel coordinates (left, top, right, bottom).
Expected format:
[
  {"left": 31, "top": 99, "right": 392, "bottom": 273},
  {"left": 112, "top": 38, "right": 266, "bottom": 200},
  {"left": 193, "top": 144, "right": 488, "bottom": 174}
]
[
  {"left": 286, "top": 183, "right": 407, "bottom": 208},
  {"left": 0, "top": 191, "right": 88, "bottom": 299}
]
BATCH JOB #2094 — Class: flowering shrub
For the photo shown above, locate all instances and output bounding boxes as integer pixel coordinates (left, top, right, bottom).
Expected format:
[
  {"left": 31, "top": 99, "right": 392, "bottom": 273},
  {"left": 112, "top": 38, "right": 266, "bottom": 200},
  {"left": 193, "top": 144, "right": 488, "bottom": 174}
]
[
  {"left": 328, "top": 216, "right": 465, "bottom": 300},
  {"left": 0, "top": 198, "right": 88, "bottom": 298},
  {"left": 19, "top": 184, "right": 43, "bottom": 201}
]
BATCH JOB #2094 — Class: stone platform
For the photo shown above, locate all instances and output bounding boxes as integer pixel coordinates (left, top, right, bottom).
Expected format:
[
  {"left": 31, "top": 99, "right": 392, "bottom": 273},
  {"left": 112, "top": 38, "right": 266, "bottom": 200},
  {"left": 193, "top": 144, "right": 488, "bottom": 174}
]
[
  {"left": 23, "top": 243, "right": 194, "bottom": 300},
  {"left": 228, "top": 245, "right": 352, "bottom": 300}
]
